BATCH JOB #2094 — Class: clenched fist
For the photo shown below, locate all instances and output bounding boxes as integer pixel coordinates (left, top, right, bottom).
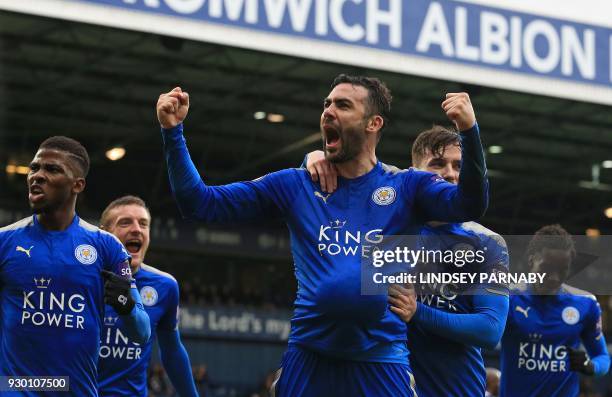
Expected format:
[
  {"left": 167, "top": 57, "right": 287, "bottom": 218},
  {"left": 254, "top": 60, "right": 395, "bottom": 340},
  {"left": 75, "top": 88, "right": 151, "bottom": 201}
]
[
  {"left": 157, "top": 87, "right": 190, "bottom": 129},
  {"left": 442, "top": 92, "right": 476, "bottom": 132},
  {"left": 388, "top": 284, "right": 418, "bottom": 323}
]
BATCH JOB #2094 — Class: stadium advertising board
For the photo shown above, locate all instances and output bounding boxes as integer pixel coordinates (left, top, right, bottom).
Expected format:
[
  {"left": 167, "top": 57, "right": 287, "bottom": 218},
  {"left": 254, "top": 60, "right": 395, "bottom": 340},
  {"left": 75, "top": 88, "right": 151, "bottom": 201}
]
[
  {"left": 0, "top": 0, "right": 610, "bottom": 104},
  {"left": 180, "top": 306, "right": 291, "bottom": 342}
]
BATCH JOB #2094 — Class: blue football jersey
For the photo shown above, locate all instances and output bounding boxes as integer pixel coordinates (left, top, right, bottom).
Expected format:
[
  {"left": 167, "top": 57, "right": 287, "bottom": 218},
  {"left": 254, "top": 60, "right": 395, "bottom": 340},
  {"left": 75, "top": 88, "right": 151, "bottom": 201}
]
[
  {"left": 0, "top": 215, "right": 130, "bottom": 397},
  {"left": 501, "top": 285, "right": 604, "bottom": 397},
  {"left": 163, "top": 123, "right": 488, "bottom": 361},
  {"left": 98, "top": 264, "right": 179, "bottom": 397},
  {"left": 408, "top": 222, "right": 509, "bottom": 397}
]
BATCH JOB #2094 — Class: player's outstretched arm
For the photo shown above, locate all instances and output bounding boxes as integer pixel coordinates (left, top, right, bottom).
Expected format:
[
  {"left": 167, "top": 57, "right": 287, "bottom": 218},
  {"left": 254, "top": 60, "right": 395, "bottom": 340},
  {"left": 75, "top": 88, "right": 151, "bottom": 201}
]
[
  {"left": 573, "top": 301, "right": 611, "bottom": 376},
  {"left": 413, "top": 294, "right": 509, "bottom": 349},
  {"left": 102, "top": 269, "right": 151, "bottom": 344},
  {"left": 158, "top": 329, "right": 199, "bottom": 397},
  {"left": 157, "top": 87, "right": 297, "bottom": 223},
  {"left": 416, "top": 93, "right": 488, "bottom": 222},
  {"left": 445, "top": 93, "right": 488, "bottom": 218}
]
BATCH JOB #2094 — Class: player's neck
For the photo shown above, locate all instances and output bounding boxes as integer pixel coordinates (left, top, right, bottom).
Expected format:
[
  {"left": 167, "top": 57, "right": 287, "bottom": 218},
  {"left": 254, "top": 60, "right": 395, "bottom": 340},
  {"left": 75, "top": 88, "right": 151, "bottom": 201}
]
[
  {"left": 130, "top": 264, "right": 141, "bottom": 275},
  {"left": 335, "top": 150, "right": 377, "bottom": 179},
  {"left": 37, "top": 205, "right": 76, "bottom": 231}
]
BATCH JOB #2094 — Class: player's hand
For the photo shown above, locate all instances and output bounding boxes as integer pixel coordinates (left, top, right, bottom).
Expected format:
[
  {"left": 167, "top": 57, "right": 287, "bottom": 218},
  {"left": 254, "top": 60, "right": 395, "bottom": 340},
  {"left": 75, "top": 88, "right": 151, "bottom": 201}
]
[
  {"left": 442, "top": 92, "right": 476, "bottom": 131},
  {"left": 101, "top": 270, "right": 135, "bottom": 316},
  {"left": 157, "top": 87, "right": 190, "bottom": 129},
  {"left": 306, "top": 150, "right": 338, "bottom": 193},
  {"left": 388, "top": 284, "right": 417, "bottom": 323},
  {"left": 565, "top": 346, "right": 595, "bottom": 375}
]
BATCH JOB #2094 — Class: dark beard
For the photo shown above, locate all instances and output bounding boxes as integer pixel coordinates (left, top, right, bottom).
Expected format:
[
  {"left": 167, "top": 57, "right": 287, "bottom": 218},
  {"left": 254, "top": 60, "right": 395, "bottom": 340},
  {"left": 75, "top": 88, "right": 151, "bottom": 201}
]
[{"left": 325, "top": 124, "right": 367, "bottom": 164}]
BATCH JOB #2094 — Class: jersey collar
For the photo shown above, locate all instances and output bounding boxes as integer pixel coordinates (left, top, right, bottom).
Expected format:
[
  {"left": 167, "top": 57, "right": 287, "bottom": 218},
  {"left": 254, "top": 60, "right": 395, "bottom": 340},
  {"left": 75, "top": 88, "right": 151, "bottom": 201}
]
[{"left": 32, "top": 213, "right": 80, "bottom": 236}]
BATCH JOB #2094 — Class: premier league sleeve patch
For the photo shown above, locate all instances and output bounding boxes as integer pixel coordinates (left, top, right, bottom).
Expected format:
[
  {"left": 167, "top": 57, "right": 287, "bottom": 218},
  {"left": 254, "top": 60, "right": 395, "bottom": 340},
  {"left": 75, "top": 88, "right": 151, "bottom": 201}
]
[
  {"left": 140, "top": 286, "right": 158, "bottom": 306},
  {"left": 75, "top": 244, "right": 98, "bottom": 265}
]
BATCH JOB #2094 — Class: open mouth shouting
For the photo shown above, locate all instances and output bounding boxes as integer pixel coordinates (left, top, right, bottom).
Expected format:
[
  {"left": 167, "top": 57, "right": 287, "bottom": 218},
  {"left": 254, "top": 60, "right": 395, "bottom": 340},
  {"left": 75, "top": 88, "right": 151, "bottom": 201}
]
[
  {"left": 323, "top": 124, "right": 342, "bottom": 152},
  {"left": 124, "top": 239, "right": 143, "bottom": 255},
  {"left": 28, "top": 185, "right": 45, "bottom": 204}
]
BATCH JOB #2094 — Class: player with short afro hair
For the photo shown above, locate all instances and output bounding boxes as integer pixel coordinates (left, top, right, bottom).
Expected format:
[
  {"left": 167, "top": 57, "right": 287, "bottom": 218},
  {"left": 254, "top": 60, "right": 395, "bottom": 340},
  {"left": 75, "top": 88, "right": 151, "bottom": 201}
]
[{"left": 39, "top": 135, "right": 90, "bottom": 177}]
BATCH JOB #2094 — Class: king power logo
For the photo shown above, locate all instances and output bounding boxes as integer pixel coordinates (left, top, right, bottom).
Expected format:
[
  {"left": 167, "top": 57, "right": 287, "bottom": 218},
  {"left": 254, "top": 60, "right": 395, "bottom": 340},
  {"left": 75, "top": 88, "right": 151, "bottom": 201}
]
[
  {"left": 518, "top": 341, "right": 567, "bottom": 372},
  {"left": 100, "top": 321, "right": 142, "bottom": 360},
  {"left": 317, "top": 220, "right": 382, "bottom": 257},
  {"left": 21, "top": 277, "right": 86, "bottom": 330}
]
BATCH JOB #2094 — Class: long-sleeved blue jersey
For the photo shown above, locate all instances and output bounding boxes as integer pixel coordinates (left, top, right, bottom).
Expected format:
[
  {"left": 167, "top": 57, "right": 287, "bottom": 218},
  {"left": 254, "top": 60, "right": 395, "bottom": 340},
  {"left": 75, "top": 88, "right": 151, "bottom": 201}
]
[
  {"left": 0, "top": 215, "right": 133, "bottom": 397},
  {"left": 501, "top": 285, "right": 610, "bottom": 397},
  {"left": 162, "top": 122, "right": 488, "bottom": 360},
  {"left": 98, "top": 263, "right": 196, "bottom": 397},
  {"left": 409, "top": 221, "right": 509, "bottom": 397}
]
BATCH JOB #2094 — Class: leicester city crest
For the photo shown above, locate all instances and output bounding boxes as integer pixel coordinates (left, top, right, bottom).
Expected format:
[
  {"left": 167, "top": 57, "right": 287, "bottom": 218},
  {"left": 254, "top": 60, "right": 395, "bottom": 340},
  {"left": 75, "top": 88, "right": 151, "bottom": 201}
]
[
  {"left": 372, "top": 186, "right": 396, "bottom": 206},
  {"left": 562, "top": 306, "right": 580, "bottom": 325},
  {"left": 75, "top": 244, "right": 97, "bottom": 265},
  {"left": 140, "top": 286, "right": 158, "bottom": 306}
]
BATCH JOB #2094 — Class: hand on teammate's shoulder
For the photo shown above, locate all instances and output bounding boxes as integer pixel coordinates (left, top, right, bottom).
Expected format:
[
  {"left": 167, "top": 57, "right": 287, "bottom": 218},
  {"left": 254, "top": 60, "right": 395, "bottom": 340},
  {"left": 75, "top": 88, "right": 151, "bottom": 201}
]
[{"left": 307, "top": 150, "right": 337, "bottom": 193}]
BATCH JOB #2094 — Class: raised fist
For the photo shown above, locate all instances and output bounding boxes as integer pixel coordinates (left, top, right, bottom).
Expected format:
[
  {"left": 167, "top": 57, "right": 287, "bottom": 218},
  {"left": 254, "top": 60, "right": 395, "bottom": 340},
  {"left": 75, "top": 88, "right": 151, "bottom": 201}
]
[
  {"left": 157, "top": 87, "right": 190, "bottom": 129},
  {"left": 442, "top": 92, "right": 476, "bottom": 132}
]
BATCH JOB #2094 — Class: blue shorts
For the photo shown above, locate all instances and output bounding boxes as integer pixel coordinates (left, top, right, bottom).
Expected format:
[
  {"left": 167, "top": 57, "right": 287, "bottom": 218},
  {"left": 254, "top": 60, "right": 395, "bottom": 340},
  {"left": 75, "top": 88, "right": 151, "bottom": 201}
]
[{"left": 272, "top": 345, "right": 418, "bottom": 397}]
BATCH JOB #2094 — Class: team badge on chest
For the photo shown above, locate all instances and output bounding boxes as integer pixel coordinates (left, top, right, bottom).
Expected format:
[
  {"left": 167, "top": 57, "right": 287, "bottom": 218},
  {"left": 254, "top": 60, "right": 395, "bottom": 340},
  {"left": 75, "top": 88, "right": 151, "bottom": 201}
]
[
  {"left": 75, "top": 244, "right": 97, "bottom": 265},
  {"left": 140, "top": 286, "right": 158, "bottom": 306},
  {"left": 372, "top": 186, "right": 396, "bottom": 206},
  {"left": 562, "top": 306, "right": 580, "bottom": 325}
]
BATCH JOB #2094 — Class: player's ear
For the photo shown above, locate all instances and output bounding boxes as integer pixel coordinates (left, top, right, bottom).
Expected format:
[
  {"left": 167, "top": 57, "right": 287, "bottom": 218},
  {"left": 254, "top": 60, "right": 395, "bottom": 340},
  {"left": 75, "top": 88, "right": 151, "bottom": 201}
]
[
  {"left": 73, "top": 177, "right": 86, "bottom": 194},
  {"left": 365, "top": 115, "right": 384, "bottom": 135}
]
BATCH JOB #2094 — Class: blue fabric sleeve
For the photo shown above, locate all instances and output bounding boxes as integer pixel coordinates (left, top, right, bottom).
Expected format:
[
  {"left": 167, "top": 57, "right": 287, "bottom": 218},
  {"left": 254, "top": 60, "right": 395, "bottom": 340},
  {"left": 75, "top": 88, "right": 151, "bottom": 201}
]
[
  {"left": 414, "top": 123, "right": 489, "bottom": 222},
  {"left": 413, "top": 293, "right": 509, "bottom": 349},
  {"left": 118, "top": 287, "right": 151, "bottom": 344},
  {"left": 457, "top": 123, "right": 488, "bottom": 213},
  {"left": 162, "top": 124, "right": 298, "bottom": 222},
  {"left": 582, "top": 299, "right": 610, "bottom": 376},
  {"left": 158, "top": 329, "right": 198, "bottom": 397}
]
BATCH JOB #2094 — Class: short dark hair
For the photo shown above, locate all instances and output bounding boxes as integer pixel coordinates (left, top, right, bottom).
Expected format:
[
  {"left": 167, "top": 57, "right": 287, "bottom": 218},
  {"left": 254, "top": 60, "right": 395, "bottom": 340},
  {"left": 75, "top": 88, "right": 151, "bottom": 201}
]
[
  {"left": 527, "top": 224, "right": 576, "bottom": 260},
  {"left": 100, "top": 195, "right": 150, "bottom": 229},
  {"left": 39, "top": 136, "right": 90, "bottom": 177},
  {"left": 411, "top": 125, "right": 460, "bottom": 167},
  {"left": 331, "top": 74, "right": 392, "bottom": 135}
]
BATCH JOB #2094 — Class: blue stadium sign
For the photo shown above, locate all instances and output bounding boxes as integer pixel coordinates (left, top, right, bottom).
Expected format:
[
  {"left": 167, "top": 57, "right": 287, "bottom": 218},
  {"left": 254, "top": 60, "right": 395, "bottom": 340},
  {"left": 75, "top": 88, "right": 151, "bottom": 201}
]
[
  {"left": 1, "top": 0, "right": 611, "bottom": 104},
  {"left": 180, "top": 306, "right": 291, "bottom": 342}
]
